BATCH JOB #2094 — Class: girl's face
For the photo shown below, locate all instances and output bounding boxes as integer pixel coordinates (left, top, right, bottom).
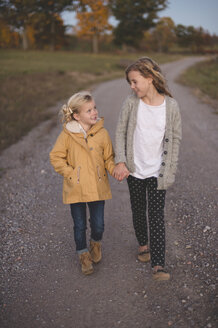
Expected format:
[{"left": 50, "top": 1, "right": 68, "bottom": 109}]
[
  {"left": 128, "top": 70, "right": 153, "bottom": 100},
  {"left": 73, "top": 99, "right": 98, "bottom": 132}
]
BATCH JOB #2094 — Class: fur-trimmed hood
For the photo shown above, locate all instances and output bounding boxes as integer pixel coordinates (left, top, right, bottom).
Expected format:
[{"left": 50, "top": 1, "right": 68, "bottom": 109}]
[{"left": 65, "top": 118, "right": 101, "bottom": 138}]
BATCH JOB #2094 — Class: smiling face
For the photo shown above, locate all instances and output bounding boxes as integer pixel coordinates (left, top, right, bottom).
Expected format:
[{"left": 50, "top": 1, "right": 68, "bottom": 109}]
[
  {"left": 127, "top": 70, "right": 153, "bottom": 100},
  {"left": 73, "top": 99, "right": 98, "bottom": 132}
]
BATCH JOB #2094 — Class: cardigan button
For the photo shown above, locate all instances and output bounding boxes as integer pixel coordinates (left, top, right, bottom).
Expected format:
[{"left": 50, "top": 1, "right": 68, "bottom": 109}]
[
  {"left": 164, "top": 151, "right": 167, "bottom": 155},
  {"left": 165, "top": 138, "right": 169, "bottom": 142},
  {"left": 162, "top": 162, "right": 165, "bottom": 166},
  {"left": 159, "top": 173, "right": 163, "bottom": 177}
]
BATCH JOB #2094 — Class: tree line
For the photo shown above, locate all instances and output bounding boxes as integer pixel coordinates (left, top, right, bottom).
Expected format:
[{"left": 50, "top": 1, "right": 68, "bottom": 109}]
[{"left": 0, "top": 0, "right": 217, "bottom": 53}]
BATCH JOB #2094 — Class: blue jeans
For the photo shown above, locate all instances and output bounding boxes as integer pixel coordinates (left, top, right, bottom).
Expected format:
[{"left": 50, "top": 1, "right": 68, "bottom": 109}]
[{"left": 70, "top": 201, "right": 105, "bottom": 254}]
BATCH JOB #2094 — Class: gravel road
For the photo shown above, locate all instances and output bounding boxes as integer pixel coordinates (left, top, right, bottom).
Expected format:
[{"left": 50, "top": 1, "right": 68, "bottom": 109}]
[{"left": 0, "top": 57, "right": 217, "bottom": 328}]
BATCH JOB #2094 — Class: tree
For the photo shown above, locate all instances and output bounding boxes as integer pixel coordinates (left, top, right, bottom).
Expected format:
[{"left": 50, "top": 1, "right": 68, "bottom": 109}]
[
  {"left": 152, "top": 17, "right": 176, "bottom": 52},
  {"left": 76, "top": 0, "right": 112, "bottom": 53},
  {"left": 36, "top": 1, "right": 74, "bottom": 50},
  {"left": 175, "top": 24, "right": 210, "bottom": 53},
  {"left": 109, "top": 0, "right": 168, "bottom": 48},
  {"left": 175, "top": 24, "right": 192, "bottom": 48},
  {"left": 0, "top": 0, "right": 36, "bottom": 49},
  {"left": 0, "top": 0, "right": 74, "bottom": 50},
  {"left": 29, "top": 12, "right": 66, "bottom": 50},
  {"left": 0, "top": 17, "right": 19, "bottom": 48}
]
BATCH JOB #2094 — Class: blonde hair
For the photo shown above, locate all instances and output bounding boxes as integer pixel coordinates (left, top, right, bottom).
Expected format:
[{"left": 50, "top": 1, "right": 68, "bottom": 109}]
[
  {"left": 125, "top": 57, "right": 172, "bottom": 97},
  {"left": 60, "top": 91, "right": 93, "bottom": 123}
]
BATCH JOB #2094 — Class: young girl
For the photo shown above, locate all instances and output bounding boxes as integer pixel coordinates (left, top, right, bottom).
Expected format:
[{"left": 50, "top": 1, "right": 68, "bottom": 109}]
[
  {"left": 50, "top": 91, "right": 115, "bottom": 275},
  {"left": 114, "top": 57, "right": 182, "bottom": 281}
]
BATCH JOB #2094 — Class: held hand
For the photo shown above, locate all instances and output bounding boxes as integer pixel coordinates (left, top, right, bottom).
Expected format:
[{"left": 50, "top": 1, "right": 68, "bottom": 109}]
[{"left": 113, "top": 163, "right": 130, "bottom": 181}]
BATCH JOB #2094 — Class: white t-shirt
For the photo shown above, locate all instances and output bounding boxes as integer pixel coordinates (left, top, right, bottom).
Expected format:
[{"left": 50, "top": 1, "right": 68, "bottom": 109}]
[{"left": 131, "top": 98, "right": 166, "bottom": 179}]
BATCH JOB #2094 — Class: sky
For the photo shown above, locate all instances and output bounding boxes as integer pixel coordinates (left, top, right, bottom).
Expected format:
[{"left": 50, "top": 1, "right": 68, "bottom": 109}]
[
  {"left": 61, "top": 0, "right": 218, "bottom": 35},
  {"left": 159, "top": 0, "right": 218, "bottom": 35}
]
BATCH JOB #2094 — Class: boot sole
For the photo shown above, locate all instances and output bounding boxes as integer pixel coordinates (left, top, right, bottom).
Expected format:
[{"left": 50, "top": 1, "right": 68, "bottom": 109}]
[
  {"left": 83, "top": 268, "right": 94, "bottom": 275},
  {"left": 137, "top": 253, "right": 151, "bottom": 263},
  {"left": 137, "top": 256, "right": 150, "bottom": 263},
  {"left": 152, "top": 274, "right": 170, "bottom": 281},
  {"left": 92, "top": 256, "right": 102, "bottom": 264}
]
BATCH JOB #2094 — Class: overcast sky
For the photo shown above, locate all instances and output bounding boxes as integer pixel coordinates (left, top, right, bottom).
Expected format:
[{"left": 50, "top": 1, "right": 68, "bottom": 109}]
[
  {"left": 61, "top": 0, "right": 218, "bottom": 35},
  {"left": 159, "top": 0, "right": 218, "bottom": 34}
]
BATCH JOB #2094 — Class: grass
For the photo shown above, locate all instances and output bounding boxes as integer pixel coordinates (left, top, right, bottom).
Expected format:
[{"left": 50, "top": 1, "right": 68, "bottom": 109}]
[
  {"left": 0, "top": 50, "right": 183, "bottom": 78},
  {"left": 179, "top": 57, "right": 218, "bottom": 101},
  {"left": 0, "top": 50, "right": 183, "bottom": 152}
]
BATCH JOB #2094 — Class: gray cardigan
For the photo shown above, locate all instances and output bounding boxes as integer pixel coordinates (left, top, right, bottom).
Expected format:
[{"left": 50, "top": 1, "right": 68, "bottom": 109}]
[{"left": 115, "top": 95, "right": 182, "bottom": 190}]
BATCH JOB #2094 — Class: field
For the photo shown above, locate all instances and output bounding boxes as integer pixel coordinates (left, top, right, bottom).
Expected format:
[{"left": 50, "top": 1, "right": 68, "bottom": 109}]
[
  {"left": 0, "top": 50, "right": 184, "bottom": 152},
  {"left": 0, "top": 50, "right": 185, "bottom": 77},
  {"left": 179, "top": 57, "right": 218, "bottom": 104}
]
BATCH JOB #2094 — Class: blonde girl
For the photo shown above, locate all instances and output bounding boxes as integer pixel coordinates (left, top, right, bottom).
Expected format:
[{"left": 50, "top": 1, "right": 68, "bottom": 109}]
[
  {"left": 114, "top": 57, "right": 182, "bottom": 281},
  {"left": 50, "top": 91, "right": 115, "bottom": 275}
]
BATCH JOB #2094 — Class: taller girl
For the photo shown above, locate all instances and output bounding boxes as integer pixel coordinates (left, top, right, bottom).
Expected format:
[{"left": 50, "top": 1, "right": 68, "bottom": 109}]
[{"left": 114, "top": 57, "right": 182, "bottom": 281}]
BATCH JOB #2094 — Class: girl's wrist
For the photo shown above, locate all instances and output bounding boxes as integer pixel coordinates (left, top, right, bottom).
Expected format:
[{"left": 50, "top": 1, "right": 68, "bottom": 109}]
[{"left": 117, "top": 162, "right": 125, "bottom": 166}]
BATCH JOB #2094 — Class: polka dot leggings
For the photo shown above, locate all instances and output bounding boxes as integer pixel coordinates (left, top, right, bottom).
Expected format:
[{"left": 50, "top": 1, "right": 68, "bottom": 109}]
[{"left": 127, "top": 175, "right": 166, "bottom": 268}]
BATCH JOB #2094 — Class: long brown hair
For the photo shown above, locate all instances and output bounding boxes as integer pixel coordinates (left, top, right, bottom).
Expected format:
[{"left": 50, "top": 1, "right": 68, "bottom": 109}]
[{"left": 125, "top": 57, "right": 172, "bottom": 97}]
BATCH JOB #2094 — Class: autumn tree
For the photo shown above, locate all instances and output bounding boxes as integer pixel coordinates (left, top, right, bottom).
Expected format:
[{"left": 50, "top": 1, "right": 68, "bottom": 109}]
[
  {"left": 36, "top": 1, "right": 74, "bottom": 50},
  {"left": 76, "top": 0, "right": 112, "bottom": 53},
  {"left": 141, "top": 30, "right": 153, "bottom": 52},
  {"left": 175, "top": 24, "right": 193, "bottom": 48},
  {"left": 29, "top": 12, "right": 67, "bottom": 50},
  {"left": 0, "top": 17, "right": 19, "bottom": 48},
  {"left": 175, "top": 24, "right": 211, "bottom": 53},
  {"left": 211, "top": 34, "right": 218, "bottom": 49},
  {"left": 0, "top": 0, "right": 74, "bottom": 50},
  {"left": 151, "top": 17, "right": 176, "bottom": 52},
  {"left": 0, "top": 0, "right": 36, "bottom": 49},
  {"left": 109, "top": 0, "right": 168, "bottom": 48}
]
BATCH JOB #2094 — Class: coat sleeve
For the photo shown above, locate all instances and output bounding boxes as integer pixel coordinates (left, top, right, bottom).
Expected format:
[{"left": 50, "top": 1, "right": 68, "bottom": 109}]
[
  {"left": 171, "top": 102, "right": 182, "bottom": 175},
  {"left": 49, "top": 131, "right": 74, "bottom": 178},
  {"left": 103, "top": 130, "right": 115, "bottom": 176},
  {"left": 114, "top": 97, "right": 130, "bottom": 165}
]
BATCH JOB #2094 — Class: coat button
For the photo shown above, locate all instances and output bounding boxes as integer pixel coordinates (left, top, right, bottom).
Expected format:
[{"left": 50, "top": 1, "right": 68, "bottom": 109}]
[
  {"left": 162, "top": 162, "right": 165, "bottom": 166},
  {"left": 164, "top": 151, "right": 167, "bottom": 155},
  {"left": 165, "top": 138, "right": 169, "bottom": 142},
  {"left": 90, "top": 134, "right": 93, "bottom": 137},
  {"left": 159, "top": 173, "right": 163, "bottom": 177}
]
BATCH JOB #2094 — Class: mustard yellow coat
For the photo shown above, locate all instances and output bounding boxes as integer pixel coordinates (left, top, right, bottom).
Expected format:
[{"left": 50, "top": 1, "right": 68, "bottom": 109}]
[{"left": 50, "top": 118, "right": 115, "bottom": 204}]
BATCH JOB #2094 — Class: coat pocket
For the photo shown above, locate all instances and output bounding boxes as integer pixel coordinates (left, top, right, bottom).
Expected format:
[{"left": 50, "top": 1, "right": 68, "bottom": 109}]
[
  {"left": 64, "top": 166, "right": 81, "bottom": 191},
  {"left": 96, "top": 165, "right": 110, "bottom": 193},
  {"left": 76, "top": 166, "right": 81, "bottom": 184},
  {"left": 96, "top": 165, "right": 102, "bottom": 181}
]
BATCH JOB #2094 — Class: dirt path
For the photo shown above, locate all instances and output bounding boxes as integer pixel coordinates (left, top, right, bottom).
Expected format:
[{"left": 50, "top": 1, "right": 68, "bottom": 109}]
[{"left": 1, "top": 57, "right": 217, "bottom": 328}]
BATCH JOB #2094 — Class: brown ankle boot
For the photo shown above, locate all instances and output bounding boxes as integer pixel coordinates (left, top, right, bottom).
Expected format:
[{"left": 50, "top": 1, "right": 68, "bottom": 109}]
[
  {"left": 152, "top": 269, "right": 170, "bottom": 281},
  {"left": 137, "top": 250, "right": 150, "bottom": 263},
  {"left": 90, "top": 240, "right": 102, "bottom": 263},
  {"left": 79, "top": 251, "right": 94, "bottom": 275}
]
